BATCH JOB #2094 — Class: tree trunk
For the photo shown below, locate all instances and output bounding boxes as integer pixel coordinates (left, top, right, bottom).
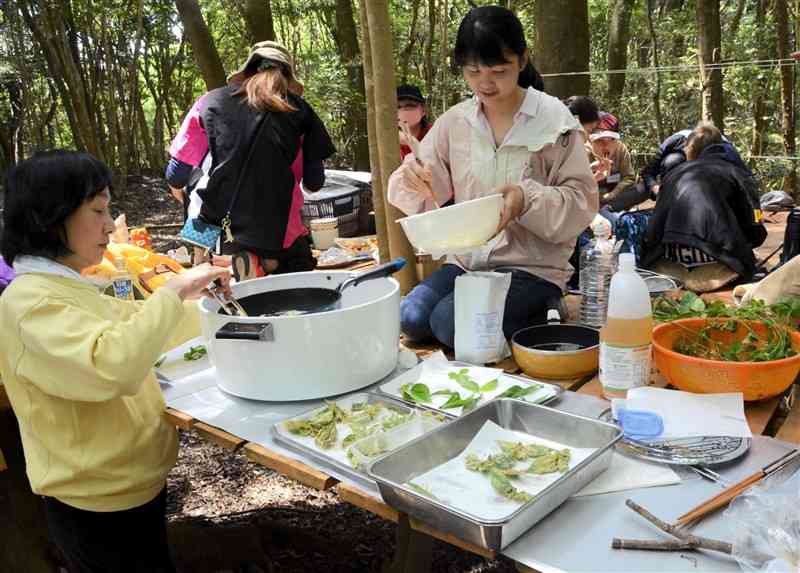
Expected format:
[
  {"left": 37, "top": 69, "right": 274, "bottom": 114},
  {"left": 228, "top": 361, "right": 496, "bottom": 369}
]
[
  {"left": 696, "top": 0, "right": 724, "bottom": 129},
  {"left": 646, "top": 0, "right": 665, "bottom": 142},
  {"left": 362, "top": 0, "right": 418, "bottom": 293},
  {"left": 21, "top": 0, "right": 103, "bottom": 159},
  {"left": 424, "top": 0, "right": 436, "bottom": 97},
  {"left": 358, "top": 0, "right": 390, "bottom": 263},
  {"left": 242, "top": 0, "right": 275, "bottom": 43},
  {"left": 750, "top": 0, "right": 770, "bottom": 161},
  {"left": 775, "top": 0, "right": 797, "bottom": 195},
  {"left": 535, "top": 0, "right": 590, "bottom": 98},
  {"left": 607, "top": 0, "right": 635, "bottom": 104},
  {"left": 334, "top": 0, "right": 370, "bottom": 171},
  {"left": 175, "top": 0, "right": 226, "bottom": 90},
  {"left": 400, "top": 0, "right": 423, "bottom": 81}
]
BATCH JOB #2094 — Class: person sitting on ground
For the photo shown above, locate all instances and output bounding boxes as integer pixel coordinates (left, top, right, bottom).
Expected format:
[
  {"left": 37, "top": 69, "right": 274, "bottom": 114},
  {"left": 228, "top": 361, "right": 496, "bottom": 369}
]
[
  {"left": 388, "top": 6, "right": 597, "bottom": 349},
  {"left": 589, "top": 112, "right": 640, "bottom": 214},
  {"left": 397, "top": 84, "right": 432, "bottom": 161},
  {"left": 641, "top": 121, "right": 767, "bottom": 292},
  {"left": 0, "top": 150, "right": 232, "bottom": 572},
  {"left": 565, "top": 95, "right": 600, "bottom": 145},
  {"left": 639, "top": 125, "right": 751, "bottom": 199}
]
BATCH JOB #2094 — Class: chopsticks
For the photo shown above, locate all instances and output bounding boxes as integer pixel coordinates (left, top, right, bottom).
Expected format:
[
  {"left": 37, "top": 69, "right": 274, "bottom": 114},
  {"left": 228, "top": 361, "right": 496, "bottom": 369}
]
[
  {"left": 400, "top": 121, "right": 441, "bottom": 209},
  {"left": 676, "top": 449, "right": 800, "bottom": 527}
]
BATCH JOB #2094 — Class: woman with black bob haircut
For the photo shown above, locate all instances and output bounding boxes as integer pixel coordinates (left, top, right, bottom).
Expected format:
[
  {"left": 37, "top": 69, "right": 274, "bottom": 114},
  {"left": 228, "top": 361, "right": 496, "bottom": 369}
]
[
  {"left": 452, "top": 6, "right": 545, "bottom": 92},
  {"left": 387, "top": 5, "right": 597, "bottom": 349},
  {"left": 0, "top": 150, "right": 231, "bottom": 572}
]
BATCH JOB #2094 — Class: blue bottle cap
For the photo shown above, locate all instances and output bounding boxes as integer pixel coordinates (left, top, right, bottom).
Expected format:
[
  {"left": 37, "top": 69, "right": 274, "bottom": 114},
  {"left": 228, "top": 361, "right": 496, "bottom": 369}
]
[{"left": 617, "top": 409, "right": 664, "bottom": 439}]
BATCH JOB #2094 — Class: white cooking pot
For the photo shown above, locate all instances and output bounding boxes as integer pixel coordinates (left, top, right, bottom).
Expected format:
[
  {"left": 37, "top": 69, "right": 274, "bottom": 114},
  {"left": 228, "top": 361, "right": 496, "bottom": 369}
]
[{"left": 198, "top": 270, "right": 400, "bottom": 401}]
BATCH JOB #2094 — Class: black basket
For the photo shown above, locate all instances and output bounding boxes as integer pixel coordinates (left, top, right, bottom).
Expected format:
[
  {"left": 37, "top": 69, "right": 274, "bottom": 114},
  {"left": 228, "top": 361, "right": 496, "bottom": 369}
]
[{"left": 301, "top": 173, "right": 372, "bottom": 237}]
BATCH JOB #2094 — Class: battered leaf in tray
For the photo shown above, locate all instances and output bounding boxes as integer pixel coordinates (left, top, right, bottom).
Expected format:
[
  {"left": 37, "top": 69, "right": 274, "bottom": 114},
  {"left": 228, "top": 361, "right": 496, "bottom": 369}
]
[
  {"left": 488, "top": 470, "right": 533, "bottom": 503},
  {"left": 527, "top": 449, "right": 571, "bottom": 474},
  {"left": 498, "top": 441, "right": 552, "bottom": 461},
  {"left": 314, "top": 421, "right": 338, "bottom": 449},
  {"left": 407, "top": 481, "right": 439, "bottom": 500}
]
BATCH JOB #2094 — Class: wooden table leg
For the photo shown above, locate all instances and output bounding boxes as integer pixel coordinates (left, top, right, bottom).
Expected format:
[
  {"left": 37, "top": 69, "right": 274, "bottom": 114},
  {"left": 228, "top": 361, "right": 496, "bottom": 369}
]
[{"left": 383, "top": 514, "right": 434, "bottom": 573}]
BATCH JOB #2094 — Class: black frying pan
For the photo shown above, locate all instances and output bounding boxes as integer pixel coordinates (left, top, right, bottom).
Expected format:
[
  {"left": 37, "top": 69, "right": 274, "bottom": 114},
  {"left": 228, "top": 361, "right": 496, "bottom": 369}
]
[{"left": 222, "top": 257, "right": 406, "bottom": 317}]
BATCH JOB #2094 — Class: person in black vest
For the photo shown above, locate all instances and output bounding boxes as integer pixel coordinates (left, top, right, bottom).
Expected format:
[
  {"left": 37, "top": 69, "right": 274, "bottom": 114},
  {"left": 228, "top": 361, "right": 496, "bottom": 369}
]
[{"left": 166, "top": 41, "right": 336, "bottom": 280}]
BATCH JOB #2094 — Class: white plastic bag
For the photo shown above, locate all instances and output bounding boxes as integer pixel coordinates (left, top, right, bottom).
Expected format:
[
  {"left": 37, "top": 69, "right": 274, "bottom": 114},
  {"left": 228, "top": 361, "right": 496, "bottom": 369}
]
[
  {"left": 454, "top": 271, "right": 512, "bottom": 364},
  {"left": 724, "top": 467, "right": 800, "bottom": 572}
]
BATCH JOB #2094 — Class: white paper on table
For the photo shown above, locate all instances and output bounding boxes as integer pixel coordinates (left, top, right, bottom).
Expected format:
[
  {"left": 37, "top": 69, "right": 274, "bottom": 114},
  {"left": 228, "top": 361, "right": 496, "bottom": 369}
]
[
  {"left": 573, "top": 452, "right": 681, "bottom": 497},
  {"left": 410, "top": 421, "right": 596, "bottom": 522},
  {"left": 381, "top": 353, "right": 558, "bottom": 416},
  {"left": 621, "top": 387, "right": 752, "bottom": 439}
]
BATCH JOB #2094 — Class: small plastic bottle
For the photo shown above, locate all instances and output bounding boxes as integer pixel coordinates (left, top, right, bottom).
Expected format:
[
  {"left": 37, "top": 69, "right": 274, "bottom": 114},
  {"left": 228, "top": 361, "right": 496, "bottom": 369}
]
[
  {"left": 599, "top": 253, "right": 653, "bottom": 399},
  {"left": 579, "top": 217, "right": 617, "bottom": 328},
  {"left": 111, "top": 257, "right": 135, "bottom": 300}
]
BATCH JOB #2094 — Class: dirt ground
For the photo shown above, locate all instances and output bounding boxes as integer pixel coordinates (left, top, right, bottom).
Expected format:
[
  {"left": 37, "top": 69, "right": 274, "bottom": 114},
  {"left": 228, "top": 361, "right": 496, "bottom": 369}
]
[{"left": 112, "top": 176, "right": 517, "bottom": 573}]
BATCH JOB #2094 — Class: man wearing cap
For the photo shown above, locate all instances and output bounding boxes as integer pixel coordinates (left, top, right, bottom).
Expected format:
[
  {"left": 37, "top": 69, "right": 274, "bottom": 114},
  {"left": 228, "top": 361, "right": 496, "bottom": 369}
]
[
  {"left": 397, "top": 84, "right": 431, "bottom": 161},
  {"left": 589, "top": 112, "right": 636, "bottom": 211},
  {"left": 166, "top": 40, "right": 335, "bottom": 279}
]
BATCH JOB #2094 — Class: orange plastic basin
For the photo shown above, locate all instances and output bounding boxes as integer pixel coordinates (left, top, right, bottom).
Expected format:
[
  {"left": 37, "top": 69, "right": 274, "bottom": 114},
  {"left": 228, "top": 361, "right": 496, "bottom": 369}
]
[{"left": 652, "top": 318, "right": 800, "bottom": 401}]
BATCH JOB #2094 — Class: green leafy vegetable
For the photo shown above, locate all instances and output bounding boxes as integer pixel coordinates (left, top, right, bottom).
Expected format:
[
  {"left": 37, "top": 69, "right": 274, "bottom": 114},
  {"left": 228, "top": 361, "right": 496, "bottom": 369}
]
[
  {"left": 480, "top": 378, "right": 499, "bottom": 393},
  {"left": 183, "top": 345, "right": 207, "bottom": 361},
  {"left": 497, "top": 384, "right": 541, "bottom": 400},
  {"left": 448, "top": 368, "right": 480, "bottom": 393},
  {"left": 400, "top": 382, "right": 433, "bottom": 403},
  {"left": 527, "top": 449, "right": 571, "bottom": 474}
]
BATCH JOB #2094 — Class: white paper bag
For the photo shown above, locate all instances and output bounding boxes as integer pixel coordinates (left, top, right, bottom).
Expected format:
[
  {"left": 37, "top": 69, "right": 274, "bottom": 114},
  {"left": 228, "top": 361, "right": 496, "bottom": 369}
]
[{"left": 454, "top": 271, "right": 512, "bottom": 364}]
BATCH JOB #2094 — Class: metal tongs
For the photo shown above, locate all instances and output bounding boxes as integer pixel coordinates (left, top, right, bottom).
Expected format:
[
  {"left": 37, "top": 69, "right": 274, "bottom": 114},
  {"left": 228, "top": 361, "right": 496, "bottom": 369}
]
[
  {"left": 208, "top": 278, "right": 248, "bottom": 317},
  {"left": 400, "top": 121, "right": 440, "bottom": 209}
]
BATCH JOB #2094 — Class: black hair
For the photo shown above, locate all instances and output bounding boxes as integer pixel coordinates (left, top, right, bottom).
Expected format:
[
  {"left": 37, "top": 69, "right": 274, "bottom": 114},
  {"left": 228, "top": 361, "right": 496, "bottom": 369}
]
[
  {"left": 453, "top": 6, "right": 544, "bottom": 91},
  {"left": 1, "top": 150, "right": 113, "bottom": 265},
  {"left": 565, "top": 95, "right": 599, "bottom": 125}
]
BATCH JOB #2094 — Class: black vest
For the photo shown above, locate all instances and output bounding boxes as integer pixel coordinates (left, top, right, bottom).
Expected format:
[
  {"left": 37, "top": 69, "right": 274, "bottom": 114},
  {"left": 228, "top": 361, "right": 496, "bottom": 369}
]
[{"left": 199, "top": 86, "right": 302, "bottom": 253}]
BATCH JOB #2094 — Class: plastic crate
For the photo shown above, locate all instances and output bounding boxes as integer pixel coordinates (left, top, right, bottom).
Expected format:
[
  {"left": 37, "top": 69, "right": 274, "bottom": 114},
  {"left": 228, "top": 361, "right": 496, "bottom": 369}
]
[{"left": 302, "top": 173, "right": 372, "bottom": 238}]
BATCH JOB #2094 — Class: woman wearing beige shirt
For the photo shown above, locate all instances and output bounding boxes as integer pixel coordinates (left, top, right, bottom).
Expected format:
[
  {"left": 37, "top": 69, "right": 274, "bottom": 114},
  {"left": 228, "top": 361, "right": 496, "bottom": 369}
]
[{"left": 389, "top": 6, "right": 598, "bottom": 348}]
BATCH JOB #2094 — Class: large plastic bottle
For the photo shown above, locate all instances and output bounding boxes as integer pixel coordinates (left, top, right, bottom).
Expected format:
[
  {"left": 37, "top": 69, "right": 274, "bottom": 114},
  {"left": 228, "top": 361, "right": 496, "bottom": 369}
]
[
  {"left": 599, "top": 252, "right": 653, "bottom": 399},
  {"left": 579, "top": 217, "right": 617, "bottom": 328}
]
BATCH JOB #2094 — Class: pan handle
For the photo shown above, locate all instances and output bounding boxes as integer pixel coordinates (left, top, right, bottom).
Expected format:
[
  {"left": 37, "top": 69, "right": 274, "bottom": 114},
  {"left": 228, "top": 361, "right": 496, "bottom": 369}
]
[{"left": 337, "top": 257, "right": 407, "bottom": 293}]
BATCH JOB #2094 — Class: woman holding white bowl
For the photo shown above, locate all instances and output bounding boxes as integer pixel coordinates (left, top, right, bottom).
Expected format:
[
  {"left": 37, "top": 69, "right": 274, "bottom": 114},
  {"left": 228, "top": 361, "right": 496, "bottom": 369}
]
[{"left": 388, "top": 6, "right": 598, "bottom": 348}]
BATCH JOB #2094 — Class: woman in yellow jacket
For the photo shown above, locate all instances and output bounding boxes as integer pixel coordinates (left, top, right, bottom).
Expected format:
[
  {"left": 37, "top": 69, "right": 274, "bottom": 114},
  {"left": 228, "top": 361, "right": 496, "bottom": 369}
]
[{"left": 0, "top": 150, "right": 231, "bottom": 572}]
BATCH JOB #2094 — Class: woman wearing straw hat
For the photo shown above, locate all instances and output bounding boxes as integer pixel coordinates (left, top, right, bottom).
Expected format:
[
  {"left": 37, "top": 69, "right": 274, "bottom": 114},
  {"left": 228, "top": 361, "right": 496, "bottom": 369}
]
[{"left": 166, "top": 41, "right": 336, "bottom": 280}]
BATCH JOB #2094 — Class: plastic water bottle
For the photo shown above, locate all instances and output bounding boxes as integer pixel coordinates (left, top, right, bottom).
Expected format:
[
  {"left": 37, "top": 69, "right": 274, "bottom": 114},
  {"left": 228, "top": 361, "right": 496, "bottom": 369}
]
[
  {"left": 111, "top": 257, "right": 135, "bottom": 300},
  {"left": 599, "top": 253, "right": 653, "bottom": 399},
  {"left": 579, "top": 218, "right": 617, "bottom": 328}
]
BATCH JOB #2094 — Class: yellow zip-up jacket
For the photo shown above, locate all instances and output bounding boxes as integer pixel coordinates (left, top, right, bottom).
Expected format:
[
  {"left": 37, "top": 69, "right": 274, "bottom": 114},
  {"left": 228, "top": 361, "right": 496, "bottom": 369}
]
[{"left": 0, "top": 271, "right": 200, "bottom": 512}]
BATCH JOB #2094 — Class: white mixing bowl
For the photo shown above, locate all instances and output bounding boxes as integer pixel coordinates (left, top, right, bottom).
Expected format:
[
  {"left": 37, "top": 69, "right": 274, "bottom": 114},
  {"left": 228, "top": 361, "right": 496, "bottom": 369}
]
[{"left": 398, "top": 194, "right": 504, "bottom": 255}]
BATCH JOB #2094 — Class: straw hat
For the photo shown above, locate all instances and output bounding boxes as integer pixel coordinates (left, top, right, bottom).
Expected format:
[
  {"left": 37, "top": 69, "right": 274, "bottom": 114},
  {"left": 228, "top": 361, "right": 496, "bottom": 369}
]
[{"left": 227, "top": 41, "right": 303, "bottom": 94}]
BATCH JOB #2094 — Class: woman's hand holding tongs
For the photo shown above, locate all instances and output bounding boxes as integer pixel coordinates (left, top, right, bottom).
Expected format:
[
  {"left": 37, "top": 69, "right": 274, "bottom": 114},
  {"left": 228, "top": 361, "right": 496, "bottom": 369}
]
[{"left": 165, "top": 263, "right": 233, "bottom": 301}]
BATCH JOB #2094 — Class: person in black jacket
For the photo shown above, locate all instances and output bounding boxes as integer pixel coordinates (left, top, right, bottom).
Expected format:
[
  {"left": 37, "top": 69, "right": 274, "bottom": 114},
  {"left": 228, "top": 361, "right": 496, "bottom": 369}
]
[
  {"left": 639, "top": 126, "right": 751, "bottom": 199},
  {"left": 166, "top": 41, "right": 335, "bottom": 280},
  {"left": 641, "top": 122, "right": 767, "bottom": 292}
]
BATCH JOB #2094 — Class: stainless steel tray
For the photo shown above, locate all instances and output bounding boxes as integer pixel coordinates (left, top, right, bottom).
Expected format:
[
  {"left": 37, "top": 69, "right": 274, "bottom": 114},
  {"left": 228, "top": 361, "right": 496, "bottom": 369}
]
[
  {"left": 600, "top": 408, "right": 751, "bottom": 465},
  {"left": 376, "top": 360, "right": 563, "bottom": 418},
  {"left": 368, "top": 399, "right": 622, "bottom": 551},
  {"left": 272, "top": 392, "right": 438, "bottom": 486}
]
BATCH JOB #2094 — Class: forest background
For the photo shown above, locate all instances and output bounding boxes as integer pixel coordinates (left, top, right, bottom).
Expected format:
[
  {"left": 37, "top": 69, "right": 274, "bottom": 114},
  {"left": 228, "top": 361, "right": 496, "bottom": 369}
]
[{"left": 0, "top": 0, "right": 798, "bottom": 195}]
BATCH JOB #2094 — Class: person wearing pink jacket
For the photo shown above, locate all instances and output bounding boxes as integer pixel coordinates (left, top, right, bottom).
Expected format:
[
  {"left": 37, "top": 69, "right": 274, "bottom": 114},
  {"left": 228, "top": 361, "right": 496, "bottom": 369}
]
[{"left": 388, "top": 6, "right": 598, "bottom": 348}]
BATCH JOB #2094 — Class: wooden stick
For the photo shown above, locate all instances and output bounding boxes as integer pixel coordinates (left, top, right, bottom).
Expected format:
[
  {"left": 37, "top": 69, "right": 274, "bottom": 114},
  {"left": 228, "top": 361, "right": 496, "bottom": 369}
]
[
  {"left": 675, "top": 469, "right": 764, "bottom": 526},
  {"left": 624, "top": 499, "right": 733, "bottom": 554},
  {"left": 612, "top": 538, "right": 696, "bottom": 552}
]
